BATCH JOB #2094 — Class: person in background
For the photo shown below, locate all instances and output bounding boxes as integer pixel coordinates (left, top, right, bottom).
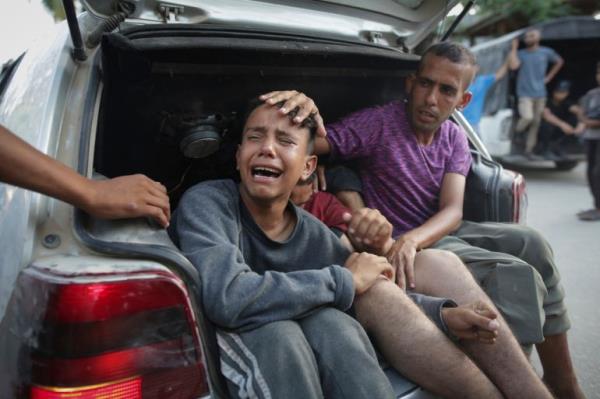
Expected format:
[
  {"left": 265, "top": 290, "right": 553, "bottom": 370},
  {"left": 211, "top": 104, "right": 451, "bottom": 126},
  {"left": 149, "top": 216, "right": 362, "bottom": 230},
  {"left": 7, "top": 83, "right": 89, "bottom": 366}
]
[
  {"left": 0, "top": 123, "right": 170, "bottom": 226},
  {"left": 576, "top": 62, "right": 600, "bottom": 221},
  {"left": 537, "top": 80, "right": 584, "bottom": 159},
  {"left": 462, "top": 55, "right": 510, "bottom": 135},
  {"left": 509, "top": 29, "right": 564, "bottom": 157}
]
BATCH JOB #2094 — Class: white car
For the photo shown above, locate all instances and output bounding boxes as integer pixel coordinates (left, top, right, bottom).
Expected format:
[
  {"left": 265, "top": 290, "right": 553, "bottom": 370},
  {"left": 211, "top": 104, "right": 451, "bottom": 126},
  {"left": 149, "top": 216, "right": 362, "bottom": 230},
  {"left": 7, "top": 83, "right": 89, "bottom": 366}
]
[{"left": 0, "top": 1, "right": 525, "bottom": 397}]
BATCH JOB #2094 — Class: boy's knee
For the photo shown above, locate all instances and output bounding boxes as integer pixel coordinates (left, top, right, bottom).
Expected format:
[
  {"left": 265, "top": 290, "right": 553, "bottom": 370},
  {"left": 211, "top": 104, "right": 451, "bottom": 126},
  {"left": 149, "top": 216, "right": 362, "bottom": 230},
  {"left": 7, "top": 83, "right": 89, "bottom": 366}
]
[
  {"left": 302, "top": 308, "right": 371, "bottom": 349},
  {"left": 244, "top": 320, "right": 314, "bottom": 365}
]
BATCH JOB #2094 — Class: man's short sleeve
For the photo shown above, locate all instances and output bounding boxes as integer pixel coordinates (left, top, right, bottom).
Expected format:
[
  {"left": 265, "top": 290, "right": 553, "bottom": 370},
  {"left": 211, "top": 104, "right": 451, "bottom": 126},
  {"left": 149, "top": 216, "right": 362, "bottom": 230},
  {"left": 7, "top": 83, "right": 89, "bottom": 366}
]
[
  {"left": 326, "top": 105, "right": 385, "bottom": 161},
  {"left": 445, "top": 127, "right": 472, "bottom": 176},
  {"left": 544, "top": 47, "right": 560, "bottom": 63}
]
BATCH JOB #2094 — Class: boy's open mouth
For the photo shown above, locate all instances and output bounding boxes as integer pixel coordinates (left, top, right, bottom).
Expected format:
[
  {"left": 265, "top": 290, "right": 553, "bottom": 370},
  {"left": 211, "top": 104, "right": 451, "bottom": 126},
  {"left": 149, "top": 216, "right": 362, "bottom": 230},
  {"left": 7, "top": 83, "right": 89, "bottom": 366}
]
[{"left": 251, "top": 166, "right": 283, "bottom": 179}]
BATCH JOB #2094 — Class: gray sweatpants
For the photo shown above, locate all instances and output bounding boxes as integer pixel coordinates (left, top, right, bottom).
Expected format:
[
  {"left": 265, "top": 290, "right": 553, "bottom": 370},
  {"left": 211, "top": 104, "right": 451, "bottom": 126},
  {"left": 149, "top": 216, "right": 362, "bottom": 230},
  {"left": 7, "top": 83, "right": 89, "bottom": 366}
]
[
  {"left": 217, "top": 307, "right": 394, "bottom": 399},
  {"left": 432, "top": 221, "right": 570, "bottom": 346}
]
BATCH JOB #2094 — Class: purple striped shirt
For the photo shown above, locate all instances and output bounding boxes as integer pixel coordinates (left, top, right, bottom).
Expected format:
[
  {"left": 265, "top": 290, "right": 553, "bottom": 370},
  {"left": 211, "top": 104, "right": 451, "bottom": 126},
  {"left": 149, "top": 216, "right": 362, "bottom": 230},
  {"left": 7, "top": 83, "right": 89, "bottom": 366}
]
[{"left": 326, "top": 101, "right": 471, "bottom": 236}]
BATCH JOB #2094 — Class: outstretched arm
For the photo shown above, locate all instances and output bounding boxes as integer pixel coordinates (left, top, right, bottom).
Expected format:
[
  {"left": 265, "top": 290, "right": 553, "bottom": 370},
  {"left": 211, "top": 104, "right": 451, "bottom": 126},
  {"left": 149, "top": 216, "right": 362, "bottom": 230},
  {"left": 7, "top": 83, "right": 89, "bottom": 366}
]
[
  {"left": 542, "top": 108, "right": 576, "bottom": 135},
  {"left": 508, "top": 39, "right": 521, "bottom": 71},
  {"left": 0, "top": 124, "right": 170, "bottom": 226}
]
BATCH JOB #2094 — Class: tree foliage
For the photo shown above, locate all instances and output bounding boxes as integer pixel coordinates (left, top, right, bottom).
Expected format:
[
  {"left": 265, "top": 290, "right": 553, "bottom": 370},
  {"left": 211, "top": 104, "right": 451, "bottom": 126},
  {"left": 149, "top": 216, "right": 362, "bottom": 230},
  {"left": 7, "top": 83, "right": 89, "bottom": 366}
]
[
  {"left": 475, "top": 0, "right": 576, "bottom": 23},
  {"left": 41, "top": 0, "right": 66, "bottom": 21}
]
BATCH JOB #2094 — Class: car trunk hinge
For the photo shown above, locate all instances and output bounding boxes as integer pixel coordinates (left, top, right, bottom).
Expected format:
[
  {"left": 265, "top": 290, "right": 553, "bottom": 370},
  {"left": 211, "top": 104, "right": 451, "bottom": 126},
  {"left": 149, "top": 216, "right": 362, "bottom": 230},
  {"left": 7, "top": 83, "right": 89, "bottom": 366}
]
[
  {"left": 61, "top": 0, "right": 87, "bottom": 61},
  {"left": 158, "top": 3, "right": 184, "bottom": 23}
]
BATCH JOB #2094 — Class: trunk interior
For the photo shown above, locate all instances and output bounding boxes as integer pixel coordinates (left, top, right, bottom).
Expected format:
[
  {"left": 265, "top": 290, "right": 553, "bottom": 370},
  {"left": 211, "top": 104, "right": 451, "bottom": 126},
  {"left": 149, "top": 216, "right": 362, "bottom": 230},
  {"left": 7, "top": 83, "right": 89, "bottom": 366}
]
[
  {"left": 92, "top": 26, "right": 426, "bottom": 397},
  {"left": 94, "top": 26, "right": 417, "bottom": 207}
]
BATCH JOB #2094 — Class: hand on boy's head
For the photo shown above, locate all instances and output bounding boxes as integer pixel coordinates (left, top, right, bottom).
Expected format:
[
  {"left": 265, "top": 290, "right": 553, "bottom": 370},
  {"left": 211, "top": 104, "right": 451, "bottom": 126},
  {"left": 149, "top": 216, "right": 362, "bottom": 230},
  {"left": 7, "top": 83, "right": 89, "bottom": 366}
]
[
  {"left": 343, "top": 208, "right": 393, "bottom": 255},
  {"left": 260, "top": 90, "right": 327, "bottom": 137},
  {"left": 442, "top": 301, "right": 499, "bottom": 344}
]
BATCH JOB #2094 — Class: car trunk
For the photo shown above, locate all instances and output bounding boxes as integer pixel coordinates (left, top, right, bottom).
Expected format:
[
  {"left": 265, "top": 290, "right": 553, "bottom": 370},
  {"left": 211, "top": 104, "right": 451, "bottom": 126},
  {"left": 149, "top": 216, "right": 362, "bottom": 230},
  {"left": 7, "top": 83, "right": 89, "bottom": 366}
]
[
  {"left": 93, "top": 25, "right": 418, "bottom": 206},
  {"left": 91, "top": 25, "right": 430, "bottom": 398}
]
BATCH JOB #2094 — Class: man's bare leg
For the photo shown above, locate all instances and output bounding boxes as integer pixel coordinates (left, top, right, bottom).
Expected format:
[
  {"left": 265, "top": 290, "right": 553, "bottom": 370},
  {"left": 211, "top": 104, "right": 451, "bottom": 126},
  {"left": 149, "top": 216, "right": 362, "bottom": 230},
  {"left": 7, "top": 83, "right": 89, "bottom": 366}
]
[
  {"left": 537, "top": 334, "right": 586, "bottom": 399},
  {"left": 414, "top": 249, "right": 553, "bottom": 399},
  {"left": 353, "top": 279, "right": 502, "bottom": 399}
]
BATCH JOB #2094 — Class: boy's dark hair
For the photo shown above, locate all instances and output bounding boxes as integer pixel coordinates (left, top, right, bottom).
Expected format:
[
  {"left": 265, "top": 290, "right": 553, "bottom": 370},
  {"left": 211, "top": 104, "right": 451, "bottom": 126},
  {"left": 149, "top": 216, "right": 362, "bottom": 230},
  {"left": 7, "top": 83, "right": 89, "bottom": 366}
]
[
  {"left": 242, "top": 97, "right": 318, "bottom": 153},
  {"left": 419, "top": 42, "right": 478, "bottom": 87}
]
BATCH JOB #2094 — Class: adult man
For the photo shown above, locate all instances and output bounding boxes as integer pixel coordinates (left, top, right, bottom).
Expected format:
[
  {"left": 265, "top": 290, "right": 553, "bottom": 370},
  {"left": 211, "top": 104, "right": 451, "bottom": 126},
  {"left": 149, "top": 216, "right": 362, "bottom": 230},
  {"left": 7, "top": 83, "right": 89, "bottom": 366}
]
[
  {"left": 0, "top": 123, "right": 170, "bottom": 225},
  {"left": 576, "top": 62, "right": 600, "bottom": 221},
  {"left": 538, "top": 80, "right": 584, "bottom": 159},
  {"left": 173, "top": 98, "right": 551, "bottom": 398},
  {"left": 509, "top": 29, "right": 564, "bottom": 156},
  {"left": 263, "top": 41, "right": 583, "bottom": 398}
]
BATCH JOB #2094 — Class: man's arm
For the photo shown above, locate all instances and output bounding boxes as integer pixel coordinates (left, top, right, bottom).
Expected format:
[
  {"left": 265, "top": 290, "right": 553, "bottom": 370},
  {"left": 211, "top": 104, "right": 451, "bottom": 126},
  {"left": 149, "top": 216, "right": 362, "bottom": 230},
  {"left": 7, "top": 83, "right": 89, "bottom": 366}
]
[
  {"left": 494, "top": 58, "right": 510, "bottom": 81},
  {"left": 508, "top": 39, "right": 521, "bottom": 71},
  {"left": 542, "top": 108, "right": 575, "bottom": 134},
  {"left": 544, "top": 56, "right": 564, "bottom": 85},
  {"left": 0, "top": 124, "right": 170, "bottom": 226},
  {"left": 387, "top": 173, "right": 465, "bottom": 289}
]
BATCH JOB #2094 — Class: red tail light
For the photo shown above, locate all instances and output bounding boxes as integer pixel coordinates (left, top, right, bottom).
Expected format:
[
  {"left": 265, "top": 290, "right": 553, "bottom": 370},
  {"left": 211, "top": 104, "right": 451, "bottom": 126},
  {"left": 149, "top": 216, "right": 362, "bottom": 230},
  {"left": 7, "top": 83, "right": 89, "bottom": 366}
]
[
  {"left": 507, "top": 170, "right": 528, "bottom": 224},
  {"left": 31, "top": 377, "right": 141, "bottom": 398},
  {"left": 2, "top": 263, "right": 210, "bottom": 398}
]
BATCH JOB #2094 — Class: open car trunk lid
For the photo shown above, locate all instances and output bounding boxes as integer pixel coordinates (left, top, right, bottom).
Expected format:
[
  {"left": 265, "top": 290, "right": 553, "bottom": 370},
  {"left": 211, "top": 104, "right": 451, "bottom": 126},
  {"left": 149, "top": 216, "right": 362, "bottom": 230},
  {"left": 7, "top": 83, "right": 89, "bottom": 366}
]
[{"left": 80, "top": 0, "right": 460, "bottom": 50}]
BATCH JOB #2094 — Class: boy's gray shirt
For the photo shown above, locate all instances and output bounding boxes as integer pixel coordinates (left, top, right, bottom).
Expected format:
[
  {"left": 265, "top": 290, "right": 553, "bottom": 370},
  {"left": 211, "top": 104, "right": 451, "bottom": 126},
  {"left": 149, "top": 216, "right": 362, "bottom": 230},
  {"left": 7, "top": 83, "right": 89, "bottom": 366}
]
[{"left": 174, "top": 179, "right": 453, "bottom": 333}]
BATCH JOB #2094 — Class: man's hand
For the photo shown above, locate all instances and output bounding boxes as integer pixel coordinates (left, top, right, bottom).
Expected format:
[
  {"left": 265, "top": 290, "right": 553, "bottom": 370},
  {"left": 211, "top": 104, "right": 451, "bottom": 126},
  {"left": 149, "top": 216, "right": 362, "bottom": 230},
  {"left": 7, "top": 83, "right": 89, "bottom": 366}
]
[
  {"left": 441, "top": 301, "right": 499, "bottom": 344},
  {"left": 344, "top": 208, "right": 393, "bottom": 255},
  {"left": 386, "top": 235, "right": 419, "bottom": 290},
  {"left": 345, "top": 252, "right": 394, "bottom": 294},
  {"left": 259, "top": 90, "right": 327, "bottom": 137},
  {"left": 81, "top": 174, "right": 171, "bottom": 228}
]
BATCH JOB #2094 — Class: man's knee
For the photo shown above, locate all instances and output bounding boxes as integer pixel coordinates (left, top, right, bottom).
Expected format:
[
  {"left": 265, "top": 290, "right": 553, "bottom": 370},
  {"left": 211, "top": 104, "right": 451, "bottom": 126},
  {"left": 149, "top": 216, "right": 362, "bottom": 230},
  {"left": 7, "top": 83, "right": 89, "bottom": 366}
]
[{"left": 414, "top": 249, "right": 476, "bottom": 292}]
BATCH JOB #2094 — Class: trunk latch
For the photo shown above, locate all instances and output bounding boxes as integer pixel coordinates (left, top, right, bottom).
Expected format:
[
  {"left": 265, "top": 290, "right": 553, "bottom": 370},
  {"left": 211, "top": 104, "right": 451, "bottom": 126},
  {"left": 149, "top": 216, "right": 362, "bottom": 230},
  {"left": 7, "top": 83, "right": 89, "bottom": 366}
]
[{"left": 158, "top": 3, "right": 184, "bottom": 22}]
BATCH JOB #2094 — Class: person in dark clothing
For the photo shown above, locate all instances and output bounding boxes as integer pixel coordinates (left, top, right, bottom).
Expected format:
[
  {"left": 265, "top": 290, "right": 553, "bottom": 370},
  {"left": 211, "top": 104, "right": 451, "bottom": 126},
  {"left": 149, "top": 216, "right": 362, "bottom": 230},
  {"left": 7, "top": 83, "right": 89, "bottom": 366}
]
[
  {"left": 537, "top": 80, "right": 584, "bottom": 159},
  {"left": 576, "top": 62, "right": 600, "bottom": 221}
]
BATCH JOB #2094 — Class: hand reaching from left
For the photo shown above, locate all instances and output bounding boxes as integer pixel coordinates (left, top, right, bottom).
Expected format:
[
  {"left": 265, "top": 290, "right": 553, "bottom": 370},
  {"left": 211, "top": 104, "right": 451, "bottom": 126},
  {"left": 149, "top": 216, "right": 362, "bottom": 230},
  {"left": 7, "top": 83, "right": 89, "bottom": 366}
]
[{"left": 80, "top": 174, "right": 171, "bottom": 228}]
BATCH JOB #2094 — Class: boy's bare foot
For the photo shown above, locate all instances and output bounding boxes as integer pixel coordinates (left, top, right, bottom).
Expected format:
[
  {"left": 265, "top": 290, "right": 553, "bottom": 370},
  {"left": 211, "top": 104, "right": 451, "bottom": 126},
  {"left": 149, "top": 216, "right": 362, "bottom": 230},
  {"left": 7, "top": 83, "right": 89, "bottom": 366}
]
[{"left": 441, "top": 301, "right": 499, "bottom": 344}]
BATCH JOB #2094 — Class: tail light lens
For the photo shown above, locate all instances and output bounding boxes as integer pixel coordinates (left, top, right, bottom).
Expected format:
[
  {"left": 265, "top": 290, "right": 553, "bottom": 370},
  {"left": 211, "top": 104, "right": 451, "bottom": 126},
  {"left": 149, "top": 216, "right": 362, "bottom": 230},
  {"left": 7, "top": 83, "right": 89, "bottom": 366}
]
[
  {"left": 1, "top": 263, "right": 209, "bottom": 398},
  {"left": 507, "top": 170, "right": 528, "bottom": 224}
]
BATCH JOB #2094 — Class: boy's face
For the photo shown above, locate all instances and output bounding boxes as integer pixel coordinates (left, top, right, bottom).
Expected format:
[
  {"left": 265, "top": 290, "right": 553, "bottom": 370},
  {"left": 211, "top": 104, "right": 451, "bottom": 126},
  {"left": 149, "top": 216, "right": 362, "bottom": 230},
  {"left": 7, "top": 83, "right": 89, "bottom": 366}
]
[
  {"left": 405, "top": 53, "right": 473, "bottom": 136},
  {"left": 236, "top": 104, "right": 317, "bottom": 204}
]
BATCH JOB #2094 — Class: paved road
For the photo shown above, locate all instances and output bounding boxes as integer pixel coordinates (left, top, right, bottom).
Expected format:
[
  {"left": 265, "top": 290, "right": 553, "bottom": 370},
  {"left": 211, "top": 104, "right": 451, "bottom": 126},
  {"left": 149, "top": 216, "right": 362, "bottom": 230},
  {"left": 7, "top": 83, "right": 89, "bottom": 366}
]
[{"left": 514, "top": 162, "right": 600, "bottom": 397}]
